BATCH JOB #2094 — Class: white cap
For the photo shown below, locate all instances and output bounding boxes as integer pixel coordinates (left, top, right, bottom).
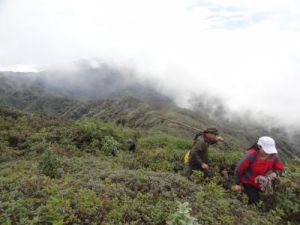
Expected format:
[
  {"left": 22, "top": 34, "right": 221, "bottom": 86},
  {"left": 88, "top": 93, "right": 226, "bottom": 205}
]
[{"left": 257, "top": 136, "right": 277, "bottom": 154}]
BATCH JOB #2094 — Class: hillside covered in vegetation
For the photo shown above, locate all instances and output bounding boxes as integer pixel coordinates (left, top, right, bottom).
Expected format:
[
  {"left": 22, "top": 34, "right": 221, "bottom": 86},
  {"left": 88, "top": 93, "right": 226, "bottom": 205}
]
[
  {"left": 0, "top": 70, "right": 299, "bottom": 160},
  {"left": 0, "top": 107, "right": 299, "bottom": 225}
]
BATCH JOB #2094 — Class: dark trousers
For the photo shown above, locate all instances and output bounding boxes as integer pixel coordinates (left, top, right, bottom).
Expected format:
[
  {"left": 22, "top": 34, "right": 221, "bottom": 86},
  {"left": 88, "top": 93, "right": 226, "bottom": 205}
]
[
  {"left": 243, "top": 183, "right": 260, "bottom": 205},
  {"left": 185, "top": 165, "right": 211, "bottom": 180}
]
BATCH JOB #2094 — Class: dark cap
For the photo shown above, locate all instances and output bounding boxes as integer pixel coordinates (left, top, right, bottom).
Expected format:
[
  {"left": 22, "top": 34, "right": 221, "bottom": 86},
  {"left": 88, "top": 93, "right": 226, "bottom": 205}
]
[{"left": 203, "top": 127, "right": 219, "bottom": 135}]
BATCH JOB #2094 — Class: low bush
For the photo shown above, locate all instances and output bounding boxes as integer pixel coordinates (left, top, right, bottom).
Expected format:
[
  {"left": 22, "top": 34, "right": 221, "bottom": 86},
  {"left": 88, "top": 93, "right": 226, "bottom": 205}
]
[
  {"left": 167, "top": 202, "right": 199, "bottom": 225},
  {"left": 38, "top": 150, "right": 63, "bottom": 178},
  {"left": 139, "top": 134, "right": 192, "bottom": 151},
  {"left": 101, "top": 136, "right": 121, "bottom": 156}
]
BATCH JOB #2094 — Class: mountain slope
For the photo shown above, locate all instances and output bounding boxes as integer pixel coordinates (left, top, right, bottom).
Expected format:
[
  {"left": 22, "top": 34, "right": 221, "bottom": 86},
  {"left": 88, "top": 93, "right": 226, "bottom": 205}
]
[
  {"left": 0, "top": 106, "right": 299, "bottom": 225},
  {"left": 0, "top": 71, "right": 299, "bottom": 159}
]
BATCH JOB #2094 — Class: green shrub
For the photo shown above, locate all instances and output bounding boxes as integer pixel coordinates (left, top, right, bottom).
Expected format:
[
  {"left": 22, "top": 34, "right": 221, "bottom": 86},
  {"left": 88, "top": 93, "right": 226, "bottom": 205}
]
[
  {"left": 101, "top": 136, "right": 121, "bottom": 156},
  {"left": 167, "top": 201, "right": 199, "bottom": 225},
  {"left": 73, "top": 118, "right": 136, "bottom": 153},
  {"left": 208, "top": 147, "right": 242, "bottom": 169},
  {"left": 38, "top": 150, "right": 63, "bottom": 178},
  {"left": 120, "top": 147, "right": 184, "bottom": 172},
  {"left": 105, "top": 194, "right": 176, "bottom": 225},
  {"left": 266, "top": 159, "right": 300, "bottom": 224},
  {"left": 139, "top": 134, "right": 192, "bottom": 151}
]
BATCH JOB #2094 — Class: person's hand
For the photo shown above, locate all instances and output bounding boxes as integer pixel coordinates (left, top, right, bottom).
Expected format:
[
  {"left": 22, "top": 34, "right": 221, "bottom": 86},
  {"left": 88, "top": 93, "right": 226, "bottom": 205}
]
[
  {"left": 216, "top": 136, "right": 224, "bottom": 142},
  {"left": 201, "top": 163, "right": 209, "bottom": 170},
  {"left": 271, "top": 172, "right": 277, "bottom": 178},
  {"left": 254, "top": 176, "right": 261, "bottom": 184},
  {"left": 231, "top": 185, "right": 242, "bottom": 192}
]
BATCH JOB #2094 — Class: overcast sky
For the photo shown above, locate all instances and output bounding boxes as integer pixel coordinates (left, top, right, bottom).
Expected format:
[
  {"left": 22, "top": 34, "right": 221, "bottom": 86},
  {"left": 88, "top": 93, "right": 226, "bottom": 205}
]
[{"left": 0, "top": 0, "right": 300, "bottom": 125}]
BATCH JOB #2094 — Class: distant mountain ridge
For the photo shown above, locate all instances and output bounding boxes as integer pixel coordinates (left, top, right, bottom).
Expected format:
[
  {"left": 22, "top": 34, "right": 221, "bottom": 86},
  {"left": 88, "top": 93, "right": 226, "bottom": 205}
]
[
  {"left": 0, "top": 61, "right": 172, "bottom": 103},
  {"left": 0, "top": 66, "right": 299, "bottom": 160}
]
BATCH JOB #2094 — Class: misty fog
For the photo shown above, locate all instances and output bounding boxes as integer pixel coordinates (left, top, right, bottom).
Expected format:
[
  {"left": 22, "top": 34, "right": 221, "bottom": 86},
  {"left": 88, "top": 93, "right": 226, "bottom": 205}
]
[{"left": 0, "top": 0, "right": 300, "bottom": 127}]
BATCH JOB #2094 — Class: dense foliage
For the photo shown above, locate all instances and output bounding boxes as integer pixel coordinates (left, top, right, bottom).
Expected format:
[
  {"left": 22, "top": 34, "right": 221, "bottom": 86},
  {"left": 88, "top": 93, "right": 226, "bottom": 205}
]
[{"left": 0, "top": 107, "right": 299, "bottom": 225}]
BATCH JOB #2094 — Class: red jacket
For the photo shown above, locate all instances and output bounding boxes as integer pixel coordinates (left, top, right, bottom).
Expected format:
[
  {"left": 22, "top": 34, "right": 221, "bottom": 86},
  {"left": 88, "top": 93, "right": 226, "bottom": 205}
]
[{"left": 236, "top": 149, "right": 284, "bottom": 188}]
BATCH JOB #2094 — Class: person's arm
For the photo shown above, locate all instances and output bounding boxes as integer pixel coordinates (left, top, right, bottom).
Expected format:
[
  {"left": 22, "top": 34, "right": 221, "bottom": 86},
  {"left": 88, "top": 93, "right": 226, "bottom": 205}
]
[
  {"left": 216, "top": 136, "right": 224, "bottom": 142},
  {"left": 271, "top": 157, "right": 284, "bottom": 177},
  {"left": 200, "top": 142, "right": 209, "bottom": 169},
  {"left": 192, "top": 150, "right": 203, "bottom": 166},
  {"left": 273, "top": 158, "right": 284, "bottom": 170},
  {"left": 235, "top": 157, "right": 250, "bottom": 184},
  {"left": 190, "top": 141, "right": 207, "bottom": 169}
]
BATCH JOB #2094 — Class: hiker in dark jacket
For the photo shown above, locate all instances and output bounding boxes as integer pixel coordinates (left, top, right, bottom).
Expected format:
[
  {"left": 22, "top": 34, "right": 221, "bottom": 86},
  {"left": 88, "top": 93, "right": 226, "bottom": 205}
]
[
  {"left": 186, "top": 127, "right": 224, "bottom": 180},
  {"left": 235, "top": 136, "right": 284, "bottom": 204}
]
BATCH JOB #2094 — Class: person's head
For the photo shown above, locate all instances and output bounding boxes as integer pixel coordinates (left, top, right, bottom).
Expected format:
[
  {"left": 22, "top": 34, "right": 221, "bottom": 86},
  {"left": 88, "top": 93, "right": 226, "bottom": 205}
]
[
  {"left": 203, "top": 127, "right": 220, "bottom": 144},
  {"left": 257, "top": 136, "right": 278, "bottom": 156}
]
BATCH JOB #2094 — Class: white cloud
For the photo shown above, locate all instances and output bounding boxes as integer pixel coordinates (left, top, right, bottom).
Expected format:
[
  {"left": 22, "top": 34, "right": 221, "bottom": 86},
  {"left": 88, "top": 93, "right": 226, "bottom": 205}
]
[{"left": 0, "top": 0, "right": 300, "bottom": 125}]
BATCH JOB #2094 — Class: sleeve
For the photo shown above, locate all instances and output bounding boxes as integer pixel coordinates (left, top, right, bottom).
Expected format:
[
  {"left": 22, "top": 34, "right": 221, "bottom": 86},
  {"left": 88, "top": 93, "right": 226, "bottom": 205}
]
[
  {"left": 190, "top": 141, "right": 204, "bottom": 165},
  {"left": 273, "top": 157, "right": 284, "bottom": 172},
  {"left": 236, "top": 157, "right": 250, "bottom": 177},
  {"left": 193, "top": 152, "right": 203, "bottom": 165}
]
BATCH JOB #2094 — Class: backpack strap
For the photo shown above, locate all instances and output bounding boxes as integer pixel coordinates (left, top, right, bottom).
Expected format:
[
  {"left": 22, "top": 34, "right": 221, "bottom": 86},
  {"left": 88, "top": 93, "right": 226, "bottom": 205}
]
[
  {"left": 247, "top": 143, "right": 260, "bottom": 151},
  {"left": 193, "top": 131, "right": 203, "bottom": 141},
  {"left": 242, "top": 154, "right": 256, "bottom": 179},
  {"left": 234, "top": 153, "right": 257, "bottom": 184}
]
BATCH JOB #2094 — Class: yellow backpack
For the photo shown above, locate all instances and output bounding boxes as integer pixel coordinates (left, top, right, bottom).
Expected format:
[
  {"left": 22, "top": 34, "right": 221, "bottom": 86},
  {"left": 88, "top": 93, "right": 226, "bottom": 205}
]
[{"left": 183, "top": 151, "right": 190, "bottom": 165}]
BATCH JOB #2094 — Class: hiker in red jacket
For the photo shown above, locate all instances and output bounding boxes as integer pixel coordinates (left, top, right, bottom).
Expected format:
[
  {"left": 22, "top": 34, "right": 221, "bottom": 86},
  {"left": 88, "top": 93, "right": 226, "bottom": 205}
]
[{"left": 235, "top": 136, "right": 284, "bottom": 204}]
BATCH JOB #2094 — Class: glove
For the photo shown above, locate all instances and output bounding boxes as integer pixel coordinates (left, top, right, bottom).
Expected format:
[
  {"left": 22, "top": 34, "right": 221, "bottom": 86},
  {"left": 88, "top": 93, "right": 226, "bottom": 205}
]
[{"left": 231, "top": 185, "right": 242, "bottom": 192}]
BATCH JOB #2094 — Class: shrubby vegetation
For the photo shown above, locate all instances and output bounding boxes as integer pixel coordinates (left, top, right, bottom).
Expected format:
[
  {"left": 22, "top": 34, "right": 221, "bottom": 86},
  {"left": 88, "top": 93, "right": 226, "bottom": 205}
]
[
  {"left": 101, "top": 136, "right": 121, "bottom": 156},
  {"left": 38, "top": 149, "right": 63, "bottom": 178},
  {"left": 0, "top": 107, "right": 299, "bottom": 224},
  {"left": 167, "top": 202, "right": 199, "bottom": 225}
]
